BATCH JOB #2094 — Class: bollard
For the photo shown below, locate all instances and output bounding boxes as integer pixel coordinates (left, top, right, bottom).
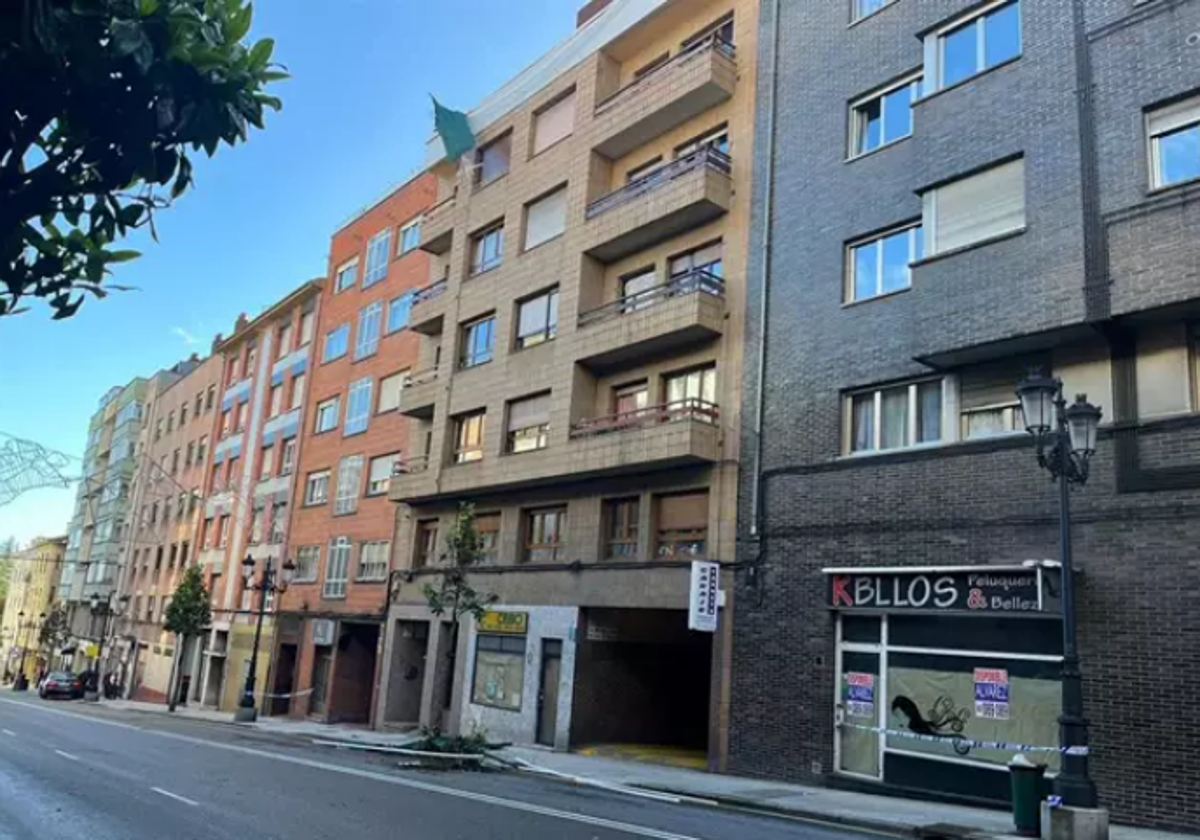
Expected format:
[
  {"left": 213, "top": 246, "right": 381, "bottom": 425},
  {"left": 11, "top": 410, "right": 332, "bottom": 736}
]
[{"left": 1010, "top": 753, "right": 1047, "bottom": 838}]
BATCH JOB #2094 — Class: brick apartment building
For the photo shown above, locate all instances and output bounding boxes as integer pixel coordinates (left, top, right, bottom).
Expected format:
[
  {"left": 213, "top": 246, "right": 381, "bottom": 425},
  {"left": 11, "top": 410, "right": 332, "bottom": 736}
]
[
  {"left": 196, "top": 282, "right": 321, "bottom": 711},
  {"left": 731, "top": 0, "right": 1200, "bottom": 830},
  {"left": 271, "top": 174, "right": 436, "bottom": 724},
  {"left": 380, "top": 0, "right": 758, "bottom": 768},
  {"left": 116, "top": 353, "right": 223, "bottom": 703}
]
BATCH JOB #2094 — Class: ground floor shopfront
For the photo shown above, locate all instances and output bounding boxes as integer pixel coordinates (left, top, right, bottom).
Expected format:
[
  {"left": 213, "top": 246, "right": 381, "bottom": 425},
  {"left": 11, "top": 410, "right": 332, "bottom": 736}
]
[
  {"left": 198, "top": 618, "right": 274, "bottom": 711},
  {"left": 268, "top": 613, "right": 383, "bottom": 723}
]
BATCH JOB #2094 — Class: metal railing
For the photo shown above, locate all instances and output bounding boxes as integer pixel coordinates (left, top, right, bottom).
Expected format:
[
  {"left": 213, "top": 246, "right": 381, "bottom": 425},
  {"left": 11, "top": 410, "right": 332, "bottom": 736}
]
[
  {"left": 578, "top": 268, "right": 725, "bottom": 328},
  {"left": 412, "top": 278, "right": 448, "bottom": 307},
  {"left": 569, "top": 398, "right": 720, "bottom": 439},
  {"left": 392, "top": 453, "right": 431, "bottom": 476},
  {"left": 595, "top": 33, "right": 736, "bottom": 114},
  {"left": 402, "top": 367, "right": 439, "bottom": 389},
  {"left": 585, "top": 145, "right": 732, "bottom": 220}
]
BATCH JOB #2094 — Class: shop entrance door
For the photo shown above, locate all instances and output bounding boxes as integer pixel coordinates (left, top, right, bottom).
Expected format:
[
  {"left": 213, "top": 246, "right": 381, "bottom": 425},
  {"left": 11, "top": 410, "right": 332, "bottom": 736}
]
[
  {"left": 536, "top": 640, "right": 562, "bottom": 746},
  {"left": 835, "top": 614, "right": 882, "bottom": 779},
  {"left": 310, "top": 646, "right": 332, "bottom": 717}
]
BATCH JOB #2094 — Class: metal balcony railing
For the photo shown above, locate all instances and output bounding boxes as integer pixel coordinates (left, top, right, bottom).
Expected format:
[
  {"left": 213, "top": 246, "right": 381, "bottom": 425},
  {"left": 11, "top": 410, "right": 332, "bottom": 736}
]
[
  {"left": 412, "top": 278, "right": 448, "bottom": 307},
  {"left": 569, "top": 398, "right": 720, "bottom": 439},
  {"left": 403, "top": 367, "right": 439, "bottom": 389},
  {"left": 585, "top": 145, "right": 732, "bottom": 220},
  {"left": 392, "top": 453, "right": 432, "bottom": 476},
  {"left": 578, "top": 268, "right": 725, "bottom": 328},
  {"left": 594, "top": 34, "right": 736, "bottom": 114}
]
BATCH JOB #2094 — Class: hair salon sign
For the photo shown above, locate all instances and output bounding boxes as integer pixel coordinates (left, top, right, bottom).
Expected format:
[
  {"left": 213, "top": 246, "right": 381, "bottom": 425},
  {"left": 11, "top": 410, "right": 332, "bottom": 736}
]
[{"left": 827, "top": 566, "right": 1060, "bottom": 615}]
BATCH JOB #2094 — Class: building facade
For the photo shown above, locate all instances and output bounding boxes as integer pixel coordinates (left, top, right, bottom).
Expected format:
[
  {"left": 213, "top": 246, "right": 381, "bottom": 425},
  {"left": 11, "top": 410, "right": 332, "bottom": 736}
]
[
  {"left": 0, "top": 537, "right": 66, "bottom": 684},
  {"left": 197, "top": 283, "right": 322, "bottom": 711},
  {"left": 731, "top": 0, "right": 1200, "bottom": 830},
  {"left": 380, "top": 0, "right": 757, "bottom": 768},
  {"left": 273, "top": 174, "right": 435, "bottom": 724}
]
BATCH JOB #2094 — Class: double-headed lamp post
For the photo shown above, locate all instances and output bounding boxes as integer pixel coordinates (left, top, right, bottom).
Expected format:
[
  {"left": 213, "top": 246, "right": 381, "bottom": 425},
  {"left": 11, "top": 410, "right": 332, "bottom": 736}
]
[
  {"left": 14, "top": 611, "right": 46, "bottom": 691},
  {"left": 1015, "top": 372, "right": 1103, "bottom": 810},
  {"left": 234, "top": 555, "right": 296, "bottom": 723},
  {"left": 87, "top": 591, "right": 130, "bottom": 702}
]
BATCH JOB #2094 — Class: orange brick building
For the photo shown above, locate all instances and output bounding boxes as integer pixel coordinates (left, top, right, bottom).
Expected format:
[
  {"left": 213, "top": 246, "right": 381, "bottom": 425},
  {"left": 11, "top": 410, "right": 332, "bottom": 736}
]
[{"left": 272, "top": 173, "right": 436, "bottom": 723}]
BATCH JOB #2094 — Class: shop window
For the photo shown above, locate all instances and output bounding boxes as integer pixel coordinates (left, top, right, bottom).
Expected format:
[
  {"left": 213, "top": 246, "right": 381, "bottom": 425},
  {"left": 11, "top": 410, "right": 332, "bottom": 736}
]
[
  {"left": 472, "top": 634, "right": 526, "bottom": 711},
  {"left": 654, "top": 491, "right": 707, "bottom": 559}
]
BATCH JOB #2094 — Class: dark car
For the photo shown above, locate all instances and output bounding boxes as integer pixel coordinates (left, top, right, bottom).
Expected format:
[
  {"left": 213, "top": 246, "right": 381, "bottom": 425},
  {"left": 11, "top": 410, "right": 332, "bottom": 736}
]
[{"left": 38, "top": 672, "right": 84, "bottom": 700}]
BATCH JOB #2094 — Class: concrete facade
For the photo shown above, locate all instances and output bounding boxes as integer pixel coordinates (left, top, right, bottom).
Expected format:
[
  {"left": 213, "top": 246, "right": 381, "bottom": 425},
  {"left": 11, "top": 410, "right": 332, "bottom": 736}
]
[{"left": 0, "top": 537, "right": 66, "bottom": 684}]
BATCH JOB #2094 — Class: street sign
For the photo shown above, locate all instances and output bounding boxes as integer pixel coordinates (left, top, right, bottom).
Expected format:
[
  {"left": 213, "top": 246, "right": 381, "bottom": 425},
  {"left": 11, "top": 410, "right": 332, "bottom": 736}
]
[{"left": 688, "top": 561, "right": 720, "bottom": 633}]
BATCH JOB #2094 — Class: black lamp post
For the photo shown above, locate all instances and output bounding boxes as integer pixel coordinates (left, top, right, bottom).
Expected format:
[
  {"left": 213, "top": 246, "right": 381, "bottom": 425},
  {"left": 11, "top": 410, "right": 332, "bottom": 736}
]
[
  {"left": 1015, "top": 372, "right": 1103, "bottom": 809},
  {"left": 86, "top": 591, "right": 129, "bottom": 702},
  {"left": 234, "top": 554, "right": 296, "bottom": 722}
]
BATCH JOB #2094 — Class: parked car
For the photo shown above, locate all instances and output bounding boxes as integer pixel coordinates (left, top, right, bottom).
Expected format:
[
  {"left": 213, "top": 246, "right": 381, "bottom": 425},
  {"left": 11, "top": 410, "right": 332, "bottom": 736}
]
[{"left": 38, "top": 672, "right": 84, "bottom": 700}]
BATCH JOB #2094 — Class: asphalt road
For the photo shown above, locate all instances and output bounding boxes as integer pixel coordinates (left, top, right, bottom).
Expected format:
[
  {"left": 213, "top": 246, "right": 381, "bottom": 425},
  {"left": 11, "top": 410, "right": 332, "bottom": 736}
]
[{"left": 0, "top": 694, "right": 878, "bottom": 840}]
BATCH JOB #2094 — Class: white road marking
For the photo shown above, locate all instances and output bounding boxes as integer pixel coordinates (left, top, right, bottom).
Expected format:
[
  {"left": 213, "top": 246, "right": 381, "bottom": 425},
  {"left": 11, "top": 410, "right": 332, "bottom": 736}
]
[
  {"left": 2, "top": 729, "right": 15, "bottom": 737},
  {"left": 0, "top": 699, "right": 700, "bottom": 840},
  {"left": 53, "top": 749, "right": 80, "bottom": 761},
  {"left": 152, "top": 787, "right": 199, "bottom": 807}
]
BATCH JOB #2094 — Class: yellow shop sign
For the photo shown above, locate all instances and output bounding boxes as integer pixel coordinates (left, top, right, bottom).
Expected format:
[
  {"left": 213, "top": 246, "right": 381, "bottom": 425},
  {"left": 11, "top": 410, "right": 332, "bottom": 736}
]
[{"left": 478, "top": 611, "right": 528, "bottom": 635}]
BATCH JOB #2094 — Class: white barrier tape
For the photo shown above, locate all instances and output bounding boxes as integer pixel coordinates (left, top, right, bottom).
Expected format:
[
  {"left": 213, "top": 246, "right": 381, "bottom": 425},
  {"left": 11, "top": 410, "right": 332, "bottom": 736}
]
[
  {"left": 840, "top": 723, "right": 1090, "bottom": 756},
  {"left": 257, "top": 687, "right": 316, "bottom": 700}
]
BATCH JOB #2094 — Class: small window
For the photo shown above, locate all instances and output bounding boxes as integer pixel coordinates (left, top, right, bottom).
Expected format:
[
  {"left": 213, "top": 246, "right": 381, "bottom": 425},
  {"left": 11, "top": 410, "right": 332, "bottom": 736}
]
[
  {"left": 315, "top": 396, "right": 340, "bottom": 434},
  {"left": 848, "top": 379, "right": 944, "bottom": 453},
  {"left": 675, "top": 124, "right": 729, "bottom": 159},
  {"left": 260, "top": 444, "right": 275, "bottom": 480},
  {"left": 364, "top": 229, "right": 392, "bottom": 287},
  {"left": 928, "top": 0, "right": 1021, "bottom": 92},
  {"left": 277, "top": 322, "right": 293, "bottom": 358},
  {"left": 852, "top": 0, "right": 893, "bottom": 21},
  {"left": 280, "top": 439, "right": 297, "bottom": 476},
  {"left": 367, "top": 453, "right": 401, "bottom": 495},
  {"left": 681, "top": 12, "right": 734, "bottom": 50},
  {"left": 454, "top": 411, "right": 486, "bottom": 464},
  {"left": 959, "top": 360, "right": 1028, "bottom": 439},
  {"left": 324, "top": 538, "right": 351, "bottom": 598},
  {"left": 387, "top": 292, "right": 414, "bottom": 334},
  {"left": 378, "top": 371, "right": 409, "bottom": 413},
  {"left": 205, "top": 385, "right": 216, "bottom": 411},
  {"left": 322, "top": 324, "right": 350, "bottom": 363},
  {"left": 524, "top": 185, "right": 568, "bottom": 251},
  {"left": 334, "top": 260, "right": 358, "bottom": 294},
  {"left": 415, "top": 520, "right": 439, "bottom": 568},
  {"left": 620, "top": 268, "right": 658, "bottom": 311},
  {"left": 655, "top": 491, "right": 707, "bottom": 560},
  {"left": 304, "top": 470, "right": 330, "bottom": 506},
  {"left": 516, "top": 288, "right": 559, "bottom": 349},
  {"left": 268, "top": 384, "right": 283, "bottom": 418},
  {"left": 300, "top": 310, "right": 315, "bottom": 345},
  {"left": 614, "top": 381, "right": 650, "bottom": 416},
  {"left": 961, "top": 404, "right": 1023, "bottom": 439},
  {"left": 669, "top": 240, "right": 723, "bottom": 279},
  {"left": 399, "top": 218, "right": 422, "bottom": 255},
  {"left": 358, "top": 541, "right": 390, "bottom": 581},
  {"left": 461, "top": 316, "right": 496, "bottom": 368},
  {"left": 290, "top": 372, "right": 306, "bottom": 410},
  {"left": 344, "top": 377, "right": 373, "bottom": 436},
  {"left": 294, "top": 546, "right": 320, "bottom": 582},
  {"left": 524, "top": 507, "right": 566, "bottom": 563},
  {"left": 532, "top": 89, "right": 576, "bottom": 155},
  {"left": 355, "top": 301, "right": 383, "bottom": 360},
  {"left": 626, "top": 156, "right": 663, "bottom": 183},
  {"left": 847, "top": 224, "right": 923, "bottom": 302},
  {"left": 604, "top": 497, "right": 640, "bottom": 559},
  {"left": 477, "top": 513, "right": 500, "bottom": 564},
  {"left": 665, "top": 365, "right": 717, "bottom": 409},
  {"left": 850, "top": 74, "right": 920, "bottom": 157},
  {"left": 334, "top": 454, "right": 364, "bottom": 515},
  {"left": 476, "top": 133, "right": 512, "bottom": 186},
  {"left": 1148, "top": 96, "right": 1200, "bottom": 190},
  {"left": 196, "top": 435, "right": 208, "bottom": 463},
  {"left": 471, "top": 223, "right": 505, "bottom": 275},
  {"left": 507, "top": 393, "right": 551, "bottom": 453},
  {"left": 923, "top": 158, "right": 1025, "bottom": 256},
  {"left": 633, "top": 53, "right": 670, "bottom": 79}
]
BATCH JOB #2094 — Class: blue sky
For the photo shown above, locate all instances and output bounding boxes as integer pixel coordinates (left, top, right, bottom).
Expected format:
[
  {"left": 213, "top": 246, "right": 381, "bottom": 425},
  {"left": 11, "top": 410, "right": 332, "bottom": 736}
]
[{"left": 0, "top": 0, "right": 580, "bottom": 545}]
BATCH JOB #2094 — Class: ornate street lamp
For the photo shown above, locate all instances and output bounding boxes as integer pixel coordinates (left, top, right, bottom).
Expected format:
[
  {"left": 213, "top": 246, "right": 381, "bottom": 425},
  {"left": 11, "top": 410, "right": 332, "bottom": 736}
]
[
  {"left": 86, "top": 592, "right": 129, "bottom": 702},
  {"left": 1015, "top": 372, "right": 1103, "bottom": 809},
  {"left": 234, "top": 554, "right": 297, "bottom": 722}
]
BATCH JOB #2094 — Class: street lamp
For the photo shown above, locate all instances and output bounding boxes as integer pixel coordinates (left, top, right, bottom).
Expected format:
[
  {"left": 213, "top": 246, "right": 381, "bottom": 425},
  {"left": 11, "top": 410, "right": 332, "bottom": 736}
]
[
  {"left": 1015, "top": 372, "right": 1103, "bottom": 809},
  {"left": 234, "top": 554, "right": 296, "bottom": 722},
  {"left": 86, "top": 591, "right": 129, "bottom": 702}
]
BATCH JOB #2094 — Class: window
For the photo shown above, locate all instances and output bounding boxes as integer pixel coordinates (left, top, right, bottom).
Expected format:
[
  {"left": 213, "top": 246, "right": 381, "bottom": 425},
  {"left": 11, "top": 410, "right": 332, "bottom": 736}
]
[
  {"left": 217, "top": 514, "right": 231, "bottom": 548},
  {"left": 460, "top": 316, "right": 496, "bottom": 368},
  {"left": 205, "top": 385, "right": 216, "bottom": 412},
  {"left": 322, "top": 324, "right": 350, "bottom": 363},
  {"left": 202, "top": 517, "right": 215, "bottom": 548},
  {"left": 290, "top": 372, "right": 306, "bottom": 410},
  {"left": 334, "top": 454, "right": 364, "bottom": 515},
  {"left": 923, "top": 158, "right": 1025, "bottom": 256},
  {"left": 186, "top": 440, "right": 195, "bottom": 466},
  {"left": 675, "top": 124, "right": 729, "bottom": 158},
  {"left": 524, "top": 186, "right": 568, "bottom": 250},
  {"left": 194, "top": 392, "right": 203, "bottom": 418},
  {"left": 853, "top": 0, "right": 892, "bottom": 21},
  {"left": 235, "top": 401, "right": 248, "bottom": 432},
  {"left": 226, "top": 357, "right": 240, "bottom": 385},
  {"left": 1148, "top": 97, "right": 1200, "bottom": 189},
  {"left": 665, "top": 365, "right": 717, "bottom": 408},
  {"left": 278, "top": 322, "right": 293, "bottom": 357},
  {"left": 344, "top": 378, "right": 372, "bottom": 436},
  {"left": 477, "top": 513, "right": 500, "bottom": 564},
  {"left": 621, "top": 268, "right": 657, "bottom": 311},
  {"left": 524, "top": 507, "right": 565, "bottom": 563},
  {"left": 848, "top": 380, "right": 944, "bottom": 453},
  {"left": 516, "top": 288, "right": 559, "bottom": 349},
  {"left": 669, "top": 241, "right": 723, "bottom": 279},
  {"left": 626, "top": 156, "right": 663, "bottom": 183},
  {"left": 260, "top": 444, "right": 275, "bottom": 480},
  {"left": 155, "top": 418, "right": 163, "bottom": 441},
  {"left": 300, "top": 309, "right": 315, "bottom": 345},
  {"left": 605, "top": 498, "right": 640, "bottom": 559},
  {"left": 304, "top": 470, "right": 330, "bottom": 506},
  {"left": 196, "top": 435, "right": 207, "bottom": 465},
  {"left": 960, "top": 361, "right": 1026, "bottom": 440},
  {"left": 454, "top": 411, "right": 486, "bottom": 463},
  {"left": 475, "top": 133, "right": 512, "bottom": 186},
  {"left": 532, "top": 89, "right": 576, "bottom": 155},
  {"left": 171, "top": 448, "right": 180, "bottom": 474},
  {"left": 246, "top": 344, "right": 257, "bottom": 375},
  {"left": 415, "top": 520, "right": 439, "bottom": 568},
  {"left": 471, "top": 634, "right": 526, "bottom": 711},
  {"left": 848, "top": 224, "right": 923, "bottom": 302},
  {"left": 471, "top": 223, "right": 505, "bottom": 275},
  {"left": 358, "top": 541, "right": 390, "bottom": 581},
  {"left": 681, "top": 12, "right": 734, "bottom": 50},
  {"left": 166, "top": 411, "right": 175, "bottom": 433},
  {"left": 378, "top": 371, "right": 408, "bottom": 413},
  {"left": 387, "top": 292, "right": 414, "bottom": 334},
  {"left": 655, "top": 491, "right": 707, "bottom": 559},
  {"left": 399, "top": 218, "right": 422, "bottom": 255},
  {"left": 507, "top": 393, "right": 551, "bottom": 453},
  {"left": 928, "top": 0, "right": 1021, "bottom": 92},
  {"left": 355, "top": 302, "right": 383, "bottom": 360},
  {"left": 269, "top": 384, "right": 283, "bottom": 418},
  {"left": 249, "top": 507, "right": 264, "bottom": 545},
  {"left": 315, "top": 396, "right": 340, "bottom": 433},
  {"left": 294, "top": 546, "right": 320, "bottom": 582},
  {"left": 851, "top": 75, "right": 920, "bottom": 157},
  {"left": 368, "top": 453, "right": 401, "bottom": 495},
  {"left": 280, "top": 439, "right": 296, "bottom": 476},
  {"left": 324, "top": 537, "right": 350, "bottom": 598},
  {"left": 364, "top": 229, "right": 392, "bottom": 287},
  {"left": 633, "top": 53, "right": 669, "bottom": 79},
  {"left": 335, "top": 259, "right": 358, "bottom": 293}
]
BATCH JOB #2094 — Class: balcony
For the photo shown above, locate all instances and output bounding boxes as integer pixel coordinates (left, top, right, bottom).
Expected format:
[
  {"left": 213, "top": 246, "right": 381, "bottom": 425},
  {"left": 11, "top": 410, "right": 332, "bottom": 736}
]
[
  {"left": 576, "top": 269, "right": 725, "bottom": 372},
  {"left": 419, "top": 192, "right": 457, "bottom": 255},
  {"left": 409, "top": 278, "right": 449, "bottom": 336},
  {"left": 567, "top": 400, "right": 721, "bottom": 476},
  {"left": 388, "top": 453, "right": 436, "bottom": 501},
  {"left": 593, "top": 36, "right": 737, "bottom": 160},
  {"left": 398, "top": 367, "right": 440, "bottom": 419},
  {"left": 583, "top": 147, "right": 732, "bottom": 263}
]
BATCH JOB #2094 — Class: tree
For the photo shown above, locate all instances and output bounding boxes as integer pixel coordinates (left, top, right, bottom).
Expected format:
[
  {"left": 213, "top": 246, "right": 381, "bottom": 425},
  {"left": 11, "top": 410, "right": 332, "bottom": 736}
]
[
  {"left": 1, "top": 0, "right": 286, "bottom": 319},
  {"left": 163, "top": 564, "right": 210, "bottom": 711},
  {"left": 423, "top": 504, "right": 498, "bottom": 728},
  {"left": 38, "top": 603, "right": 70, "bottom": 652}
]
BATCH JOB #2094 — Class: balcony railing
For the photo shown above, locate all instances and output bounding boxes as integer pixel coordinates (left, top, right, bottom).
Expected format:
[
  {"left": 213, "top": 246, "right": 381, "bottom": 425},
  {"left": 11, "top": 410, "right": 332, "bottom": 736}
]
[
  {"left": 392, "top": 453, "right": 432, "bottom": 476},
  {"left": 586, "top": 146, "right": 732, "bottom": 220},
  {"left": 403, "top": 367, "right": 439, "bottom": 389},
  {"left": 569, "top": 398, "right": 720, "bottom": 439},
  {"left": 578, "top": 269, "right": 725, "bottom": 328},
  {"left": 412, "top": 278, "right": 448, "bottom": 307},
  {"left": 595, "top": 34, "right": 736, "bottom": 114}
]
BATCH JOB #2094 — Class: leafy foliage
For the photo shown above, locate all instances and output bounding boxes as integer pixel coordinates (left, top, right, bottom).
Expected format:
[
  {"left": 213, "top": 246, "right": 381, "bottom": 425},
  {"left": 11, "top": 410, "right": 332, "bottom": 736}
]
[
  {"left": 0, "top": 0, "right": 286, "bottom": 319},
  {"left": 38, "top": 603, "right": 70, "bottom": 650},
  {"left": 413, "top": 723, "right": 506, "bottom": 758},
  {"left": 423, "top": 504, "right": 498, "bottom": 625},
  {"left": 163, "top": 564, "right": 210, "bottom": 636}
]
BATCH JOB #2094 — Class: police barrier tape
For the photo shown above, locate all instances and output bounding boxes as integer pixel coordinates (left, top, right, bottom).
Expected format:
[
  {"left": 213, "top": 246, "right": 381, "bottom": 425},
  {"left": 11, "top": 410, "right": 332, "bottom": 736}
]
[
  {"left": 839, "top": 722, "right": 1090, "bottom": 756},
  {"left": 257, "top": 687, "right": 316, "bottom": 700}
]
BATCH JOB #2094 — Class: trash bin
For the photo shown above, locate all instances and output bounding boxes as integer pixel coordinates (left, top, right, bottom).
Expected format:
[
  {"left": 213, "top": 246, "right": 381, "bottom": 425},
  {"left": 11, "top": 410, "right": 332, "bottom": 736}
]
[{"left": 1009, "top": 753, "right": 1046, "bottom": 837}]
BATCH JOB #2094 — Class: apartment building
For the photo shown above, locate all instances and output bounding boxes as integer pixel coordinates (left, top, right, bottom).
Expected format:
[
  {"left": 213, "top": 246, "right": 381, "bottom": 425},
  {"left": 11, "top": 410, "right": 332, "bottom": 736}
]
[
  {"left": 380, "top": 0, "right": 757, "bottom": 767},
  {"left": 116, "top": 354, "right": 223, "bottom": 703},
  {"left": 0, "top": 536, "right": 66, "bottom": 685},
  {"left": 731, "top": 0, "right": 1200, "bottom": 830},
  {"left": 272, "top": 174, "right": 435, "bottom": 724},
  {"left": 196, "top": 282, "right": 321, "bottom": 711}
]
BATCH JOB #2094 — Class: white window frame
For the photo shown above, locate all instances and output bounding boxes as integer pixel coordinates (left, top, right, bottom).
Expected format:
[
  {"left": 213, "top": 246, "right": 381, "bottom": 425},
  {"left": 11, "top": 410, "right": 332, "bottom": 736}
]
[
  {"left": 357, "top": 540, "right": 390, "bottom": 581},
  {"left": 354, "top": 301, "right": 383, "bottom": 361},
  {"left": 1147, "top": 96, "right": 1200, "bottom": 190},
  {"left": 849, "top": 73, "right": 922, "bottom": 158},
  {"left": 315, "top": 396, "right": 340, "bottom": 434},
  {"left": 334, "top": 454, "right": 364, "bottom": 516},
  {"left": 368, "top": 453, "right": 401, "bottom": 495},
  {"left": 364, "top": 229, "right": 392, "bottom": 287},
  {"left": 387, "top": 291, "right": 414, "bottom": 334},
  {"left": 399, "top": 218, "right": 423, "bottom": 255},
  {"left": 324, "top": 537, "right": 351, "bottom": 599},
  {"left": 294, "top": 545, "right": 320, "bottom": 582},
  {"left": 846, "top": 223, "right": 923, "bottom": 303},
  {"left": 334, "top": 259, "right": 358, "bottom": 294},
  {"left": 304, "top": 470, "right": 330, "bottom": 506},
  {"left": 344, "top": 377, "right": 373, "bottom": 436},
  {"left": 843, "top": 377, "right": 956, "bottom": 455},
  {"left": 322, "top": 324, "right": 349, "bottom": 363},
  {"left": 377, "top": 371, "right": 409, "bottom": 414},
  {"left": 280, "top": 438, "right": 297, "bottom": 476},
  {"left": 925, "top": 0, "right": 1021, "bottom": 94}
]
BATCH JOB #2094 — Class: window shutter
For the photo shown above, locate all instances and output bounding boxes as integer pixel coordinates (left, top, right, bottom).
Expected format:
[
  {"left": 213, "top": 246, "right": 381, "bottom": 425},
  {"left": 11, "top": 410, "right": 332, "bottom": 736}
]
[
  {"left": 379, "top": 372, "right": 407, "bottom": 413},
  {"left": 524, "top": 187, "right": 568, "bottom": 250},
  {"left": 960, "top": 358, "right": 1041, "bottom": 410},
  {"left": 929, "top": 159, "right": 1025, "bottom": 254},
  {"left": 533, "top": 91, "right": 576, "bottom": 154},
  {"left": 508, "top": 394, "right": 551, "bottom": 432},
  {"left": 657, "top": 492, "right": 708, "bottom": 530},
  {"left": 369, "top": 454, "right": 398, "bottom": 485},
  {"left": 1148, "top": 98, "right": 1200, "bottom": 137}
]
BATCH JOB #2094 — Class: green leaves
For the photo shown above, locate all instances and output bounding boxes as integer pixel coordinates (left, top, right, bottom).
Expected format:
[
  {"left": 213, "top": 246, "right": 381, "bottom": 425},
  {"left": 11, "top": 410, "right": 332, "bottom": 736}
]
[
  {"left": 248, "top": 37, "right": 273, "bottom": 69},
  {"left": 226, "top": 2, "right": 252, "bottom": 42},
  {"left": 164, "top": 565, "right": 212, "bottom": 637},
  {"left": 139, "top": 0, "right": 160, "bottom": 15}
]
